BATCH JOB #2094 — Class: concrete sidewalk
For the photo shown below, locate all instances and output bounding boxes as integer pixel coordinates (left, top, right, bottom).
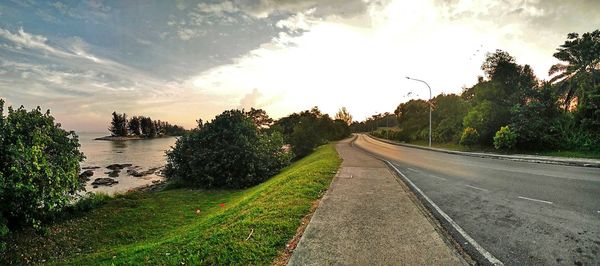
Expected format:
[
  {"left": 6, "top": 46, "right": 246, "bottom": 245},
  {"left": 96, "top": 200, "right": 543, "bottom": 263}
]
[{"left": 288, "top": 139, "right": 466, "bottom": 265}]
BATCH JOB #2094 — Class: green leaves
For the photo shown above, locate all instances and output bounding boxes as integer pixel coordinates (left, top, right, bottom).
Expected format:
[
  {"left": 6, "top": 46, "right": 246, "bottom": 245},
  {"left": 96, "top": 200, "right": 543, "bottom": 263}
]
[
  {"left": 0, "top": 100, "right": 84, "bottom": 242},
  {"left": 165, "top": 110, "right": 291, "bottom": 189}
]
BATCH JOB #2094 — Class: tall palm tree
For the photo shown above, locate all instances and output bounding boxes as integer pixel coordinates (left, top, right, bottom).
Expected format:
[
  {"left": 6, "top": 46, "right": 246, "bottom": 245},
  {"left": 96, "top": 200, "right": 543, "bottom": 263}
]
[{"left": 549, "top": 30, "right": 600, "bottom": 110}]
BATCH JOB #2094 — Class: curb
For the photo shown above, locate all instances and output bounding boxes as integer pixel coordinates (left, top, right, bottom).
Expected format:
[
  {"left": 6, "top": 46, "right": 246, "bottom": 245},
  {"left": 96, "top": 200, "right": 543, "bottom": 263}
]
[
  {"left": 366, "top": 134, "right": 600, "bottom": 168},
  {"left": 350, "top": 137, "right": 503, "bottom": 266}
]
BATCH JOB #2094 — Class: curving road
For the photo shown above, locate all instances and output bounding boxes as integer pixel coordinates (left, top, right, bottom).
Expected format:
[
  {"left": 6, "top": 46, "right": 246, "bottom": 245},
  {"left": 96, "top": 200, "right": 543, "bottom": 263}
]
[{"left": 353, "top": 134, "right": 600, "bottom": 265}]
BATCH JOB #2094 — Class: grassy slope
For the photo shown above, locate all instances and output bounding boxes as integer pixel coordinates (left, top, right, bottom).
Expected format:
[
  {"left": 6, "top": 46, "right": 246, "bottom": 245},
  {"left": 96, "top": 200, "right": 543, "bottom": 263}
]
[
  {"left": 3, "top": 144, "right": 341, "bottom": 265},
  {"left": 408, "top": 139, "right": 600, "bottom": 159},
  {"left": 373, "top": 128, "right": 599, "bottom": 159}
]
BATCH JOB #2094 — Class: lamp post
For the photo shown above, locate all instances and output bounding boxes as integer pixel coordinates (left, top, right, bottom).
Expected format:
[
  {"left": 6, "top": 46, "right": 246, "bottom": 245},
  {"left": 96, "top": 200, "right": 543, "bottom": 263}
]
[{"left": 405, "top": 77, "right": 432, "bottom": 147}]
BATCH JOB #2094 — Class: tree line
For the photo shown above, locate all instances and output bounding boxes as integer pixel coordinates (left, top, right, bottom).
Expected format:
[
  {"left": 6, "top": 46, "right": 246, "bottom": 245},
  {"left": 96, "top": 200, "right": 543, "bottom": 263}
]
[
  {"left": 165, "top": 106, "right": 350, "bottom": 189},
  {"left": 354, "top": 30, "right": 599, "bottom": 152},
  {"left": 109, "top": 111, "right": 187, "bottom": 137}
]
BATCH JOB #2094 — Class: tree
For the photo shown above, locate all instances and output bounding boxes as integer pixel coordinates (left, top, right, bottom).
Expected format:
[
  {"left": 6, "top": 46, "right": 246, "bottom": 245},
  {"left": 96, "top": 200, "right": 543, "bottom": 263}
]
[
  {"left": 245, "top": 108, "right": 273, "bottom": 128},
  {"left": 140, "top": 117, "right": 156, "bottom": 138},
  {"left": 335, "top": 107, "right": 353, "bottom": 125},
  {"left": 109, "top": 112, "right": 128, "bottom": 137},
  {"left": 395, "top": 99, "right": 429, "bottom": 140},
  {"left": 549, "top": 30, "right": 600, "bottom": 110},
  {"left": 128, "top": 116, "right": 142, "bottom": 136},
  {"left": 0, "top": 100, "right": 85, "bottom": 243},
  {"left": 165, "top": 110, "right": 291, "bottom": 188},
  {"left": 431, "top": 94, "right": 468, "bottom": 142}
]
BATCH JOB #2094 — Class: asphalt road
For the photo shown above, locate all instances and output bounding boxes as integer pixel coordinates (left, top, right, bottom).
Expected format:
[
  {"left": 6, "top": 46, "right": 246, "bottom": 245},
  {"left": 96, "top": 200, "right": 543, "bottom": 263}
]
[{"left": 353, "top": 134, "right": 600, "bottom": 265}]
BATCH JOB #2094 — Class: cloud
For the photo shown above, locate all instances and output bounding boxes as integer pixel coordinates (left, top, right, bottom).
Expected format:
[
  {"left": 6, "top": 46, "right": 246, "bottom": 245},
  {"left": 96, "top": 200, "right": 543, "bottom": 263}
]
[
  {"left": 238, "top": 88, "right": 262, "bottom": 109},
  {"left": 234, "top": 0, "right": 374, "bottom": 19},
  {"left": 187, "top": 0, "right": 600, "bottom": 121}
]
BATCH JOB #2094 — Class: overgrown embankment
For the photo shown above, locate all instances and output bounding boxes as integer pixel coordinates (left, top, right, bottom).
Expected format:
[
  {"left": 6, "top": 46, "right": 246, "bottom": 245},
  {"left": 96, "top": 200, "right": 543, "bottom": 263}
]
[{"left": 2, "top": 144, "right": 341, "bottom": 265}]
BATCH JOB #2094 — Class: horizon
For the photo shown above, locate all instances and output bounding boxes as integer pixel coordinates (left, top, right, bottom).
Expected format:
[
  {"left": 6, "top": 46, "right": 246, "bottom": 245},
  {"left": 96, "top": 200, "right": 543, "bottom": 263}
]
[{"left": 1, "top": 0, "right": 599, "bottom": 131}]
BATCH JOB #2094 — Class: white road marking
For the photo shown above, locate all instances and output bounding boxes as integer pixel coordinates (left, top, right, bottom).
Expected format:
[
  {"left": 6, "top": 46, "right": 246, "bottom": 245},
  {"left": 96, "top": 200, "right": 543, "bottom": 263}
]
[
  {"left": 407, "top": 167, "right": 419, "bottom": 172},
  {"left": 386, "top": 161, "right": 504, "bottom": 266},
  {"left": 428, "top": 174, "right": 448, "bottom": 181},
  {"left": 517, "top": 196, "right": 553, "bottom": 205},
  {"left": 465, "top": 184, "right": 489, "bottom": 192}
]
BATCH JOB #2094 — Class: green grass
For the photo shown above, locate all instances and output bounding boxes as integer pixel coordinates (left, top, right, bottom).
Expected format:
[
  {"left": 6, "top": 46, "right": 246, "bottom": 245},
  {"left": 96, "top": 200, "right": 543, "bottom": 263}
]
[
  {"left": 2, "top": 144, "right": 341, "bottom": 265},
  {"left": 407, "top": 139, "right": 600, "bottom": 159}
]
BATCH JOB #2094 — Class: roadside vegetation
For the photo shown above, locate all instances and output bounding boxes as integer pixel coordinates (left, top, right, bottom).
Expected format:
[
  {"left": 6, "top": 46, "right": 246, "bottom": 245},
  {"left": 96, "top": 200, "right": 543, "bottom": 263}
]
[
  {"left": 0, "top": 97, "right": 350, "bottom": 263},
  {"left": 356, "top": 30, "right": 600, "bottom": 157},
  {"left": 1, "top": 144, "right": 341, "bottom": 265}
]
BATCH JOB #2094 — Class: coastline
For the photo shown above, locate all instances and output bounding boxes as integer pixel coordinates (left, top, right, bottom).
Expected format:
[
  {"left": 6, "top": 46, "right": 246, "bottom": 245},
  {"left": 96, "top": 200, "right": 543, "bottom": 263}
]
[{"left": 94, "top": 135, "right": 144, "bottom": 141}]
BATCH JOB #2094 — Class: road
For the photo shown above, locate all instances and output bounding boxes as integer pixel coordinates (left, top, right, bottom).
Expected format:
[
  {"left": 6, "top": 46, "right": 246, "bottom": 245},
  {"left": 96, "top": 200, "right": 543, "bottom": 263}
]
[{"left": 353, "top": 134, "right": 600, "bottom": 265}]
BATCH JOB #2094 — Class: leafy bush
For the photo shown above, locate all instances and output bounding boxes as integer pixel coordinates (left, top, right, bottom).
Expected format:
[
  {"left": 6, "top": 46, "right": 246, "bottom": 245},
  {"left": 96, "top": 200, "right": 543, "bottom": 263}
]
[
  {"left": 0, "top": 100, "right": 85, "bottom": 249},
  {"left": 165, "top": 110, "right": 291, "bottom": 188},
  {"left": 493, "top": 126, "right": 517, "bottom": 150},
  {"left": 459, "top": 127, "right": 479, "bottom": 147}
]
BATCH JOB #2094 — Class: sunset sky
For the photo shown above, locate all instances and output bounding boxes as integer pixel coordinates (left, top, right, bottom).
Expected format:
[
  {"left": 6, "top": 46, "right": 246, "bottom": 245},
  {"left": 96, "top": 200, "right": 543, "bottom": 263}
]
[{"left": 1, "top": 0, "right": 599, "bottom": 131}]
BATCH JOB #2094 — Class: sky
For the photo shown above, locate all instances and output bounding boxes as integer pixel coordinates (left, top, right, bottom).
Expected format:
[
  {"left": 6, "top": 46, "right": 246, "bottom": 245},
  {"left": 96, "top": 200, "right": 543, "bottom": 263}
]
[{"left": 0, "top": 0, "right": 599, "bottom": 132}]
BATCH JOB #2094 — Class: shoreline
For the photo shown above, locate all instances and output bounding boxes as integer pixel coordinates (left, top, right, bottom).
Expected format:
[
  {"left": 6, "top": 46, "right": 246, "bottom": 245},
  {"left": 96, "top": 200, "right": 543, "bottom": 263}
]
[{"left": 94, "top": 135, "right": 179, "bottom": 141}]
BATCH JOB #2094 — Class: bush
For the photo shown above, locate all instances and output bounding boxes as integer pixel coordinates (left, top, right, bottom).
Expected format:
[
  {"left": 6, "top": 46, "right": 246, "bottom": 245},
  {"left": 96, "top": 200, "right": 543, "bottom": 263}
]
[
  {"left": 459, "top": 127, "right": 479, "bottom": 147},
  {"left": 493, "top": 126, "right": 518, "bottom": 150},
  {"left": 165, "top": 110, "right": 291, "bottom": 189},
  {"left": 0, "top": 100, "right": 85, "bottom": 248}
]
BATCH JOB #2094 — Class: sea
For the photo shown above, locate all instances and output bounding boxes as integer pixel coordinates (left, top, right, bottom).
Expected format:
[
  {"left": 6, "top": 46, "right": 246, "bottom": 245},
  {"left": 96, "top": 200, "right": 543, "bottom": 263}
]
[{"left": 77, "top": 132, "right": 178, "bottom": 195}]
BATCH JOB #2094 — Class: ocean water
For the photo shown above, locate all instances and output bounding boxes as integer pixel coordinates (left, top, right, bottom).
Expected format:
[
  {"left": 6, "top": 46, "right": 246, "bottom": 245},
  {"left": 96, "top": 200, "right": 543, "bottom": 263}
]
[{"left": 77, "top": 132, "right": 178, "bottom": 195}]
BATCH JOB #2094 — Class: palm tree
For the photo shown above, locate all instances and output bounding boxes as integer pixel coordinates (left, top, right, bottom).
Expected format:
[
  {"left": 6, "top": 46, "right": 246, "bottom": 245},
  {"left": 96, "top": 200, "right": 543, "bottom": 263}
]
[{"left": 548, "top": 30, "right": 600, "bottom": 110}]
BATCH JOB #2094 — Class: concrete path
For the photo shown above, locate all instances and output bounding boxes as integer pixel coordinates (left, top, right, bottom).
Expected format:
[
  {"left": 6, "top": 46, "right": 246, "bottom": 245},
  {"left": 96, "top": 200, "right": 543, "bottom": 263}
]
[{"left": 288, "top": 138, "right": 466, "bottom": 265}]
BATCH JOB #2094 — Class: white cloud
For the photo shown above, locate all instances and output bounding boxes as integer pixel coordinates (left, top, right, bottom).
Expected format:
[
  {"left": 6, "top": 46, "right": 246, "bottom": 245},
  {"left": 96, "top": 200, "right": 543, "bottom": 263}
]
[{"left": 187, "top": 0, "right": 596, "bottom": 121}]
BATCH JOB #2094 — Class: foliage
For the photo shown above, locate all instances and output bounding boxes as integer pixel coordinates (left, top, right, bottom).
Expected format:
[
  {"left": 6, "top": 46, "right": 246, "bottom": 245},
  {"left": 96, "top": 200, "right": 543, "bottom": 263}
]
[
  {"left": 273, "top": 106, "right": 350, "bottom": 158},
  {"left": 431, "top": 94, "right": 469, "bottom": 142},
  {"left": 335, "top": 107, "right": 353, "bottom": 125},
  {"left": 140, "top": 116, "right": 156, "bottom": 137},
  {"left": 165, "top": 109, "right": 291, "bottom": 188},
  {"left": 493, "top": 126, "right": 518, "bottom": 150},
  {"left": 109, "top": 112, "right": 128, "bottom": 137},
  {"left": 549, "top": 30, "right": 600, "bottom": 109},
  {"left": 394, "top": 99, "right": 429, "bottom": 140},
  {"left": 459, "top": 127, "right": 479, "bottom": 147},
  {"left": 0, "top": 99, "right": 85, "bottom": 245},
  {"left": 128, "top": 116, "right": 142, "bottom": 136},
  {"left": 2, "top": 144, "right": 340, "bottom": 265},
  {"left": 245, "top": 108, "right": 273, "bottom": 128},
  {"left": 509, "top": 85, "right": 563, "bottom": 149}
]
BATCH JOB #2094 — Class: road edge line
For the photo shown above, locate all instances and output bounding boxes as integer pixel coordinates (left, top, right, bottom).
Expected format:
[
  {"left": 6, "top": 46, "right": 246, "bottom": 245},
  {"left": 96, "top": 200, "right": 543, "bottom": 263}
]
[
  {"left": 386, "top": 162, "right": 504, "bottom": 266},
  {"left": 350, "top": 135, "right": 504, "bottom": 266}
]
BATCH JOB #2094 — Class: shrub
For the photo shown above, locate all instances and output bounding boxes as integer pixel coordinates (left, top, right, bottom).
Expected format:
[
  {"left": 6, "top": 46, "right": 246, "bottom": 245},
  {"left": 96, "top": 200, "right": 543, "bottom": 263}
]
[
  {"left": 459, "top": 127, "right": 479, "bottom": 147},
  {"left": 165, "top": 110, "right": 291, "bottom": 189},
  {"left": 0, "top": 100, "right": 85, "bottom": 248},
  {"left": 493, "top": 126, "right": 518, "bottom": 150}
]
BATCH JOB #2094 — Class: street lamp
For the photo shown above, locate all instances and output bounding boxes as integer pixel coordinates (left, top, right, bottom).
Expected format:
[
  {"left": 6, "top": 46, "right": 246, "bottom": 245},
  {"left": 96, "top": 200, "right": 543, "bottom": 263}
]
[{"left": 405, "top": 76, "right": 432, "bottom": 147}]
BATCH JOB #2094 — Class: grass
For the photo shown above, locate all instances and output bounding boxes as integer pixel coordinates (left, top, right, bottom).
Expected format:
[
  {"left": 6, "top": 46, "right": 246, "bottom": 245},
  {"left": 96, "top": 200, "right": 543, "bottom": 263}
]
[
  {"left": 403, "top": 139, "right": 600, "bottom": 159},
  {"left": 2, "top": 144, "right": 341, "bottom": 265}
]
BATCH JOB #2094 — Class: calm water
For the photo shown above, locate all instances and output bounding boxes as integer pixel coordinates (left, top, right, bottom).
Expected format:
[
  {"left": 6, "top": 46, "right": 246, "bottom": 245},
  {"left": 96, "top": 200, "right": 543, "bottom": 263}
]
[{"left": 77, "top": 132, "right": 178, "bottom": 195}]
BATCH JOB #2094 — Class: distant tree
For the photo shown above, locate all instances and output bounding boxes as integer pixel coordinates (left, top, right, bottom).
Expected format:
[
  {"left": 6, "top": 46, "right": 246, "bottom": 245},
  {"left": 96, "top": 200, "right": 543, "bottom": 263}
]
[
  {"left": 335, "top": 107, "right": 353, "bottom": 125},
  {"left": 128, "top": 116, "right": 142, "bottom": 136},
  {"left": 245, "top": 108, "right": 273, "bottom": 128},
  {"left": 140, "top": 117, "right": 156, "bottom": 138},
  {"left": 109, "top": 112, "right": 128, "bottom": 137},
  {"left": 431, "top": 94, "right": 469, "bottom": 143},
  {"left": 549, "top": 30, "right": 600, "bottom": 110},
  {"left": 395, "top": 99, "right": 429, "bottom": 140}
]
